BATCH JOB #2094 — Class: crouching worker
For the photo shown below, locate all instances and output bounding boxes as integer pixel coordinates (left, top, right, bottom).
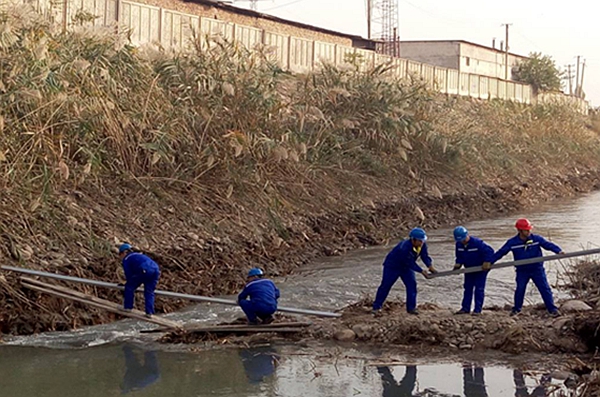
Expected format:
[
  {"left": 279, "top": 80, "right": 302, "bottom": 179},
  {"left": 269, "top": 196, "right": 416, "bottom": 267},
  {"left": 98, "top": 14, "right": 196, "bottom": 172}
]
[
  {"left": 372, "top": 228, "right": 437, "bottom": 315},
  {"left": 238, "top": 268, "right": 280, "bottom": 325},
  {"left": 118, "top": 243, "right": 161, "bottom": 318},
  {"left": 452, "top": 226, "right": 494, "bottom": 316}
]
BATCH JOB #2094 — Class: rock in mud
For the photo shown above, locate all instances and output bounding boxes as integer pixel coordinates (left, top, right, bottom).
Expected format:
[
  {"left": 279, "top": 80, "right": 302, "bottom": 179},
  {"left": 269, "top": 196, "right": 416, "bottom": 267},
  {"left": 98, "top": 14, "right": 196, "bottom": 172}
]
[
  {"left": 351, "top": 324, "right": 372, "bottom": 339},
  {"left": 561, "top": 300, "right": 593, "bottom": 313},
  {"left": 334, "top": 329, "right": 356, "bottom": 342},
  {"left": 552, "top": 318, "right": 570, "bottom": 330},
  {"left": 550, "top": 371, "right": 573, "bottom": 380}
]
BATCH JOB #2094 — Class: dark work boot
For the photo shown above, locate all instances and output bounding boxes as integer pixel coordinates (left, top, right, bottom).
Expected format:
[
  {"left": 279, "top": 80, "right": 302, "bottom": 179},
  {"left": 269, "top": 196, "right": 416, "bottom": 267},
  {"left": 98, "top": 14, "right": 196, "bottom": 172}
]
[{"left": 262, "top": 316, "right": 275, "bottom": 325}]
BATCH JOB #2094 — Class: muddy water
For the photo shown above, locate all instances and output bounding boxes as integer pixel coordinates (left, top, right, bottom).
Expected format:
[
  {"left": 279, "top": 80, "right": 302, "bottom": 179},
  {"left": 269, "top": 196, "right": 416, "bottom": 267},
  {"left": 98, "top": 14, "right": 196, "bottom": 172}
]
[
  {"left": 288, "top": 190, "right": 600, "bottom": 314},
  {"left": 0, "top": 343, "right": 564, "bottom": 397},
  {"left": 2, "top": 192, "right": 600, "bottom": 396}
]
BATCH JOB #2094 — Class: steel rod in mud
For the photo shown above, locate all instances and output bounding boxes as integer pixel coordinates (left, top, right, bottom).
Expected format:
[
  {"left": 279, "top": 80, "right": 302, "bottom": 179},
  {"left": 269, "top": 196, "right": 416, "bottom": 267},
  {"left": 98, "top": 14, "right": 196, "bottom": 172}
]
[
  {"left": 429, "top": 247, "right": 600, "bottom": 278},
  {"left": 0, "top": 265, "right": 341, "bottom": 318}
]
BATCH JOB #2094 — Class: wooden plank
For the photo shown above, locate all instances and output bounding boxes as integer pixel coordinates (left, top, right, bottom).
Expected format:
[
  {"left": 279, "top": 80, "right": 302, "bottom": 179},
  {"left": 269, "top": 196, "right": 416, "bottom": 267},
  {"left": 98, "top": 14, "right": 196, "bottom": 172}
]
[
  {"left": 21, "top": 278, "right": 181, "bottom": 329},
  {"left": 141, "top": 321, "right": 312, "bottom": 334}
]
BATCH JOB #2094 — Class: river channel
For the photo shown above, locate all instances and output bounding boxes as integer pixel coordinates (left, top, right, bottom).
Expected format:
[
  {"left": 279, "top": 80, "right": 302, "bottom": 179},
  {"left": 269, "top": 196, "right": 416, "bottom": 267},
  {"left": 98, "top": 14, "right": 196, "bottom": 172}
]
[{"left": 3, "top": 191, "right": 600, "bottom": 396}]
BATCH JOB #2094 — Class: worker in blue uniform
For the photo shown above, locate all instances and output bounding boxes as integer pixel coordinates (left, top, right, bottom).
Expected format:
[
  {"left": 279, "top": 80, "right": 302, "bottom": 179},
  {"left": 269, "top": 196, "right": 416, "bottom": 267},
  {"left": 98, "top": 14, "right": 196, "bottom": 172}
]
[
  {"left": 452, "top": 226, "right": 494, "bottom": 315},
  {"left": 372, "top": 228, "right": 437, "bottom": 315},
  {"left": 118, "top": 243, "right": 161, "bottom": 317},
  {"left": 238, "top": 268, "right": 280, "bottom": 325},
  {"left": 492, "top": 218, "right": 565, "bottom": 317}
]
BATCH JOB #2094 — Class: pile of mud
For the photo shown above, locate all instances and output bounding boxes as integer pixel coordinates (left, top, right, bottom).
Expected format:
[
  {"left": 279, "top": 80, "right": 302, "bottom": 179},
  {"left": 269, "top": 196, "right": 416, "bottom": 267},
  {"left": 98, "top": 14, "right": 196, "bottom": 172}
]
[{"left": 160, "top": 297, "right": 598, "bottom": 357}]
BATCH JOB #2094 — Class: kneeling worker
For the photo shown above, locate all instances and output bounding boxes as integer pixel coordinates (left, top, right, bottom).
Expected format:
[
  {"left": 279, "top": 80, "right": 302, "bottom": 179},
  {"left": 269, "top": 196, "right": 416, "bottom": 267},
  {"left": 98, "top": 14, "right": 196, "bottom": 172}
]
[
  {"left": 452, "top": 226, "right": 494, "bottom": 316},
  {"left": 372, "top": 227, "right": 437, "bottom": 315},
  {"left": 238, "top": 268, "right": 280, "bottom": 325},
  {"left": 118, "top": 243, "right": 161, "bottom": 318}
]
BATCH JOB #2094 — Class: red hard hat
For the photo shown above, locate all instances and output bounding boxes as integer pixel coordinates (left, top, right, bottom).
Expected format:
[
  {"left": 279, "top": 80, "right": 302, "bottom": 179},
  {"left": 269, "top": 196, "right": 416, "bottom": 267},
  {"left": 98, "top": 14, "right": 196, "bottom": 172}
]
[{"left": 515, "top": 218, "right": 533, "bottom": 231}]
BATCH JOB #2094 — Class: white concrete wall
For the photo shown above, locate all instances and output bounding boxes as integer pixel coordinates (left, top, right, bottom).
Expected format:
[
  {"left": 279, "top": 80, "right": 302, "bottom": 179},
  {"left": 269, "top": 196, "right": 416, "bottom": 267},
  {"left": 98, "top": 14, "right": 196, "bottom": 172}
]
[
  {"left": 459, "top": 43, "right": 524, "bottom": 80},
  {"left": 15, "top": 0, "right": 578, "bottom": 108},
  {"left": 399, "top": 41, "right": 460, "bottom": 70}
]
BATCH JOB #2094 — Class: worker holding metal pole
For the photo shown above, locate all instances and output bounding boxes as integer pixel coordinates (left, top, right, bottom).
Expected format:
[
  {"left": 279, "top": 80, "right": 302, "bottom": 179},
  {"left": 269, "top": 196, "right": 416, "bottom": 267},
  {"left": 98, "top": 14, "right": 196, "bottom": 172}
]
[
  {"left": 491, "top": 219, "right": 565, "bottom": 317},
  {"left": 452, "top": 226, "right": 494, "bottom": 316},
  {"left": 372, "top": 228, "right": 437, "bottom": 315},
  {"left": 118, "top": 243, "right": 161, "bottom": 318}
]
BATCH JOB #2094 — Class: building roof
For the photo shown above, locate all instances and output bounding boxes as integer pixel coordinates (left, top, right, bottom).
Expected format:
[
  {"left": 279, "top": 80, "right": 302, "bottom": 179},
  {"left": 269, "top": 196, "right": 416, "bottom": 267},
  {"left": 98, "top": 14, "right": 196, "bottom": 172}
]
[
  {"left": 183, "top": 0, "right": 375, "bottom": 43},
  {"left": 400, "top": 40, "right": 528, "bottom": 59}
]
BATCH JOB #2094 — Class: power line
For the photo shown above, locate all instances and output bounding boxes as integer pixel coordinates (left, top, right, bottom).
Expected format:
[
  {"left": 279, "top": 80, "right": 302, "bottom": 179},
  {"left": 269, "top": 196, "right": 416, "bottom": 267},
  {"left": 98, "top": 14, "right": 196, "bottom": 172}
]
[
  {"left": 399, "top": 0, "right": 469, "bottom": 26},
  {"left": 512, "top": 28, "right": 543, "bottom": 53},
  {"left": 263, "top": 0, "right": 306, "bottom": 11}
]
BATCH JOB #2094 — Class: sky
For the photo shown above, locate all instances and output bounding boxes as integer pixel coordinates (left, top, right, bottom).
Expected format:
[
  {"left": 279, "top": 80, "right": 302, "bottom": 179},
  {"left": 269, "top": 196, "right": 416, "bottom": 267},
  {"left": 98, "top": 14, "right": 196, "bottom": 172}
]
[{"left": 236, "top": 0, "right": 599, "bottom": 106}]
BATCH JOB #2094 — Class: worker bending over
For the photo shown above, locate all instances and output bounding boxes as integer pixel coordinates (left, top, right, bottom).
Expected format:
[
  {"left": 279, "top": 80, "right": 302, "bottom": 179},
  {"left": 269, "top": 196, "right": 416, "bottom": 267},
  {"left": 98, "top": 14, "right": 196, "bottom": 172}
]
[
  {"left": 372, "top": 228, "right": 437, "bottom": 315},
  {"left": 118, "top": 243, "right": 161, "bottom": 318}
]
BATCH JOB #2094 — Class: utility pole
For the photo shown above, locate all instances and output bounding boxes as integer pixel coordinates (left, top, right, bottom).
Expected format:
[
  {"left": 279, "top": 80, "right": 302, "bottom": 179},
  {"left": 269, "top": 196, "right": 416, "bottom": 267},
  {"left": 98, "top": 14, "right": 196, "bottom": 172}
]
[
  {"left": 578, "top": 59, "right": 586, "bottom": 98},
  {"left": 367, "top": 0, "right": 372, "bottom": 39},
  {"left": 575, "top": 55, "right": 581, "bottom": 96},
  {"left": 567, "top": 64, "right": 573, "bottom": 95},
  {"left": 501, "top": 23, "right": 512, "bottom": 80}
]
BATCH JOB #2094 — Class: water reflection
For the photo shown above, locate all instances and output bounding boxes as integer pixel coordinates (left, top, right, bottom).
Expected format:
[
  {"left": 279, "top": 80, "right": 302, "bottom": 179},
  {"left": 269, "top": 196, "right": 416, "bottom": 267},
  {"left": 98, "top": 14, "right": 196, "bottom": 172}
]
[
  {"left": 120, "top": 345, "right": 160, "bottom": 394},
  {"left": 463, "top": 366, "right": 487, "bottom": 397},
  {"left": 513, "top": 370, "right": 548, "bottom": 397},
  {"left": 238, "top": 346, "right": 279, "bottom": 384},
  {"left": 0, "top": 343, "right": 564, "bottom": 397},
  {"left": 377, "top": 365, "right": 417, "bottom": 396}
]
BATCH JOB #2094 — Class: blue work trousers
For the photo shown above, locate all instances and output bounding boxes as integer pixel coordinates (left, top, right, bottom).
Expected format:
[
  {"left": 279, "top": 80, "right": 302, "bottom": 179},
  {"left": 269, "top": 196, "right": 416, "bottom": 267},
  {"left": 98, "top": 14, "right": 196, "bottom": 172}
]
[
  {"left": 239, "top": 300, "right": 277, "bottom": 323},
  {"left": 373, "top": 267, "right": 417, "bottom": 312},
  {"left": 461, "top": 272, "right": 488, "bottom": 313},
  {"left": 124, "top": 269, "right": 160, "bottom": 314},
  {"left": 513, "top": 266, "right": 557, "bottom": 313}
]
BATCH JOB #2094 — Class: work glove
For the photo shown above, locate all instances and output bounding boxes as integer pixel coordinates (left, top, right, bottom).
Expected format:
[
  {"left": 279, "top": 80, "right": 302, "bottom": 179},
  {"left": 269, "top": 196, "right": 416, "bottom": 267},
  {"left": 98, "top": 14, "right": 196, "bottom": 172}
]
[
  {"left": 422, "top": 271, "right": 431, "bottom": 279},
  {"left": 428, "top": 265, "right": 438, "bottom": 274},
  {"left": 482, "top": 262, "right": 492, "bottom": 271},
  {"left": 453, "top": 264, "right": 462, "bottom": 271},
  {"left": 559, "top": 251, "right": 566, "bottom": 255}
]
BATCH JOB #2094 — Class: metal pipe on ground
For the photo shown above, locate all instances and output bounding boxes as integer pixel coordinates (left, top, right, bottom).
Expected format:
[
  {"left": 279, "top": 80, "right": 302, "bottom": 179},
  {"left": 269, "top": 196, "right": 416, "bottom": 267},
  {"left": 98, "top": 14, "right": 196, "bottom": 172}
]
[
  {"left": 429, "top": 247, "right": 600, "bottom": 279},
  {"left": 0, "top": 265, "right": 341, "bottom": 318}
]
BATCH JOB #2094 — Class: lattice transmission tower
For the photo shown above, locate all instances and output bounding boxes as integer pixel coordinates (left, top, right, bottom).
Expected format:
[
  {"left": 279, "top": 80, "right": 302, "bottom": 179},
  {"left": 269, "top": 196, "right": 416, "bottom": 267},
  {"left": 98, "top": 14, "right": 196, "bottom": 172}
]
[{"left": 367, "top": 0, "right": 400, "bottom": 56}]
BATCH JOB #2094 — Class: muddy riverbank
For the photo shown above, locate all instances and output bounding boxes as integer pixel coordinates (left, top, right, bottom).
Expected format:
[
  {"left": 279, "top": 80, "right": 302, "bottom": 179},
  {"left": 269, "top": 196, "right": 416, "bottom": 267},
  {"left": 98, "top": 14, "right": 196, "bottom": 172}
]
[{"left": 2, "top": 169, "right": 600, "bottom": 336}]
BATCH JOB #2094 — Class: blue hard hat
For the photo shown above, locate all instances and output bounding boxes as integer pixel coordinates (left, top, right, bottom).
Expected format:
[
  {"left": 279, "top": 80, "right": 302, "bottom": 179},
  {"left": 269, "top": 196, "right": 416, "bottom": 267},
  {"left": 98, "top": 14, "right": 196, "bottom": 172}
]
[
  {"left": 248, "top": 268, "right": 264, "bottom": 277},
  {"left": 118, "top": 243, "right": 132, "bottom": 253},
  {"left": 453, "top": 226, "right": 469, "bottom": 242},
  {"left": 409, "top": 228, "right": 427, "bottom": 241}
]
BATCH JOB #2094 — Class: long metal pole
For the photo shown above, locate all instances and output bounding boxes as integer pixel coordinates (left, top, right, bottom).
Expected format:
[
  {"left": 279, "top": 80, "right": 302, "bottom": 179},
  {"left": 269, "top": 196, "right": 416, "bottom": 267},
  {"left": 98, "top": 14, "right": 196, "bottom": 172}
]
[
  {"left": 0, "top": 266, "right": 341, "bottom": 318},
  {"left": 429, "top": 248, "right": 600, "bottom": 278}
]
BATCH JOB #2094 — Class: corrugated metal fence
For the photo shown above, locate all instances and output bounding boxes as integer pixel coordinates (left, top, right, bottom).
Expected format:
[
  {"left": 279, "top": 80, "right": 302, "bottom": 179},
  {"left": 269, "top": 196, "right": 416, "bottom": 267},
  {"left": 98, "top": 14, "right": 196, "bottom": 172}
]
[{"left": 14, "top": 0, "right": 589, "bottom": 110}]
